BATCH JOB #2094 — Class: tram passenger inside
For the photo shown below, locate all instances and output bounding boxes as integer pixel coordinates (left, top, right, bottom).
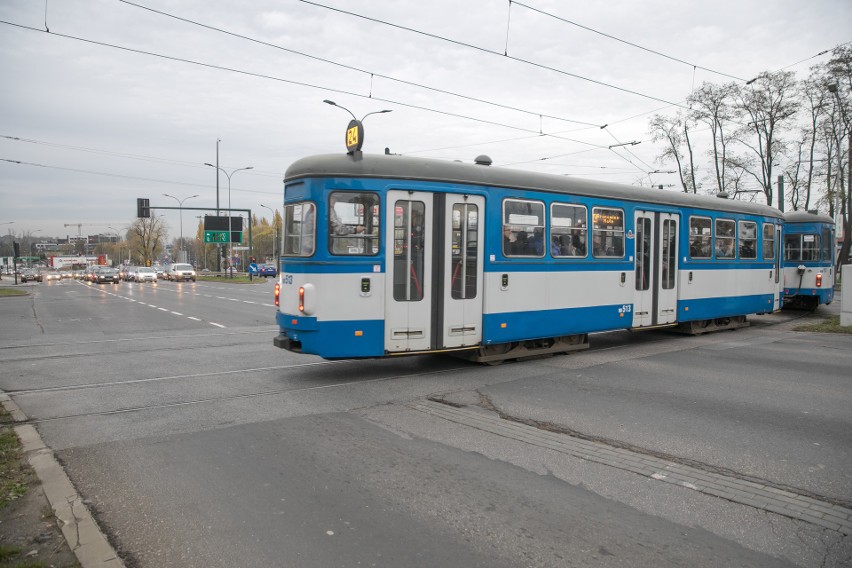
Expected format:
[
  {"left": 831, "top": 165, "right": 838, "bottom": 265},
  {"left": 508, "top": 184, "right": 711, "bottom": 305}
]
[
  {"left": 715, "top": 240, "right": 734, "bottom": 258},
  {"left": 329, "top": 195, "right": 364, "bottom": 236}
]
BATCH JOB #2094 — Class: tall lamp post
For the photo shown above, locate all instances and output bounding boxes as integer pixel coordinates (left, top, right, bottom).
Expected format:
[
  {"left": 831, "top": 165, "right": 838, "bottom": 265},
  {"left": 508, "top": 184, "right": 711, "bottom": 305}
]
[
  {"left": 162, "top": 194, "right": 199, "bottom": 264},
  {"left": 203, "top": 164, "right": 253, "bottom": 276},
  {"left": 260, "top": 204, "right": 277, "bottom": 265},
  {"left": 108, "top": 226, "right": 126, "bottom": 266}
]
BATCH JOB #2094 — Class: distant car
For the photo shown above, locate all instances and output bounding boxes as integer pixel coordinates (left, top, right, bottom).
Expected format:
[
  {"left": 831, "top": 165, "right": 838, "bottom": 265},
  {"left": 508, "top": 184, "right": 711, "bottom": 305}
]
[
  {"left": 257, "top": 264, "right": 277, "bottom": 277},
  {"left": 167, "top": 263, "right": 196, "bottom": 282},
  {"left": 134, "top": 266, "right": 157, "bottom": 283},
  {"left": 94, "top": 267, "right": 120, "bottom": 284},
  {"left": 45, "top": 270, "right": 61, "bottom": 281},
  {"left": 20, "top": 268, "right": 41, "bottom": 283}
]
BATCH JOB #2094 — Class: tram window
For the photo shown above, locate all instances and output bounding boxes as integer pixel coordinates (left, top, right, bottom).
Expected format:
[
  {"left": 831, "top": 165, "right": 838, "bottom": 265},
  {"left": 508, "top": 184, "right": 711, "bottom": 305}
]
[
  {"left": 689, "top": 216, "right": 712, "bottom": 258},
  {"left": 738, "top": 221, "right": 757, "bottom": 259},
  {"left": 393, "top": 200, "right": 426, "bottom": 301},
  {"left": 591, "top": 207, "right": 624, "bottom": 258},
  {"left": 802, "top": 234, "right": 819, "bottom": 261},
  {"left": 550, "top": 203, "right": 587, "bottom": 258},
  {"left": 328, "top": 192, "right": 380, "bottom": 256},
  {"left": 784, "top": 234, "right": 800, "bottom": 261},
  {"left": 822, "top": 228, "right": 833, "bottom": 261},
  {"left": 635, "top": 217, "right": 651, "bottom": 290},
  {"left": 502, "top": 199, "right": 545, "bottom": 257},
  {"left": 762, "top": 223, "right": 775, "bottom": 260},
  {"left": 282, "top": 202, "right": 316, "bottom": 257},
  {"left": 662, "top": 219, "right": 676, "bottom": 289},
  {"left": 715, "top": 219, "right": 735, "bottom": 259},
  {"left": 451, "top": 203, "right": 478, "bottom": 300}
]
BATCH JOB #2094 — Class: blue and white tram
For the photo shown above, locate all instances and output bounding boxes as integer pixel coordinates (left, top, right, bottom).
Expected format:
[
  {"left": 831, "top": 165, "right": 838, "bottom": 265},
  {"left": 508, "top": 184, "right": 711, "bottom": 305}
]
[
  {"left": 273, "top": 153, "right": 783, "bottom": 362},
  {"left": 782, "top": 211, "right": 835, "bottom": 309}
]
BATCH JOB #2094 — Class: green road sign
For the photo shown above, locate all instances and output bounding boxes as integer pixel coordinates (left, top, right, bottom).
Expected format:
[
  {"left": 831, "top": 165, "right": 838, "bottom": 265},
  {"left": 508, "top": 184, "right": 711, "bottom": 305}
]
[{"left": 204, "top": 230, "right": 242, "bottom": 243}]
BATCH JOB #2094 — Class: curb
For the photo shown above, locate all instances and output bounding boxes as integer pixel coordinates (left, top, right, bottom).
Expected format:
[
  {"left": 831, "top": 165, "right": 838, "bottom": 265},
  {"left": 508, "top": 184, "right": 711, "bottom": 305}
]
[{"left": 1, "top": 394, "right": 125, "bottom": 568}]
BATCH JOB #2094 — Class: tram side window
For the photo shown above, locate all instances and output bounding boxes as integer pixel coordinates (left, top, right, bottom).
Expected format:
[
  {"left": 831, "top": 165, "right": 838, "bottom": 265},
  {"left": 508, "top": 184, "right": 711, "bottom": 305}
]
[
  {"left": 282, "top": 202, "right": 316, "bottom": 257},
  {"left": 592, "top": 207, "right": 624, "bottom": 258},
  {"left": 738, "top": 221, "right": 757, "bottom": 259},
  {"left": 822, "top": 228, "right": 833, "bottom": 261},
  {"left": 393, "top": 200, "right": 426, "bottom": 302},
  {"left": 762, "top": 223, "right": 775, "bottom": 260},
  {"left": 450, "top": 203, "right": 479, "bottom": 300},
  {"left": 550, "top": 203, "right": 587, "bottom": 258},
  {"left": 502, "top": 199, "right": 545, "bottom": 257},
  {"left": 328, "top": 192, "right": 380, "bottom": 256},
  {"left": 689, "top": 217, "right": 712, "bottom": 258},
  {"left": 802, "top": 234, "right": 819, "bottom": 261},
  {"left": 715, "top": 219, "right": 735, "bottom": 259}
]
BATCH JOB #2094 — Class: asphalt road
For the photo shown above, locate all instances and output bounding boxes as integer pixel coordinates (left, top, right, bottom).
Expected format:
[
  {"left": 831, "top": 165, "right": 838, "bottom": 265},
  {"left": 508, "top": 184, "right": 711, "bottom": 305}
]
[{"left": 1, "top": 277, "right": 850, "bottom": 567}]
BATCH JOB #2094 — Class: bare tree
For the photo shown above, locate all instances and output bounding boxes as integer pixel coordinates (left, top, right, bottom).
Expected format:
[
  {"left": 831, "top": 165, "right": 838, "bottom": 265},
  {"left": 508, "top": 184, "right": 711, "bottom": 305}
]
[
  {"left": 732, "top": 71, "right": 800, "bottom": 207},
  {"left": 825, "top": 45, "right": 852, "bottom": 269},
  {"left": 129, "top": 216, "right": 168, "bottom": 266},
  {"left": 688, "top": 82, "right": 739, "bottom": 194},
  {"left": 648, "top": 111, "right": 698, "bottom": 192}
]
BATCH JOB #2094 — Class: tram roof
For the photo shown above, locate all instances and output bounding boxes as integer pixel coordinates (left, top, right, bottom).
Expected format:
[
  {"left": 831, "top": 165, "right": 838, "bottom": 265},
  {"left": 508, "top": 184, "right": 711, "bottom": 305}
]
[
  {"left": 285, "top": 153, "right": 783, "bottom": 218},
  {"left": 782, "top": 210, "right": 834, "bottom": 224}
]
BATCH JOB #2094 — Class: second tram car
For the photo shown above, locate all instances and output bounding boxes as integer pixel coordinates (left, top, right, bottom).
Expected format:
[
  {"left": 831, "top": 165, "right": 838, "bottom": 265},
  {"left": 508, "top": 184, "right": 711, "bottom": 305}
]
[
  {"left": 782, "top": 211, "right": 835, "bottom": 309},
  {"left": 274, "top": 153, "right": 784, "bottom": 362}
]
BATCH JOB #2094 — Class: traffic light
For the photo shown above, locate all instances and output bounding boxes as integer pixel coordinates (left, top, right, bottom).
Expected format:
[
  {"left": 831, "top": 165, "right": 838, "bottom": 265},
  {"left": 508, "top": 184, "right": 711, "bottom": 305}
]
[
  {"left": 137, "top": 198, "right": 150, "bottom": 218},
  {"left": 13, "top": 242, "right": 20, "bottom": 258},
  {"left": 251, "top": 257, "right": 256, "bottom": 263}
]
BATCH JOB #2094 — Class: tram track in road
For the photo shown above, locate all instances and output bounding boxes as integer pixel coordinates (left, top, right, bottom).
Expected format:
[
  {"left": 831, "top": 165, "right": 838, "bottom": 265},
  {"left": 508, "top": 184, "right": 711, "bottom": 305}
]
[{"left": 11, "top": 363, "right": 475, "bottom": 424}]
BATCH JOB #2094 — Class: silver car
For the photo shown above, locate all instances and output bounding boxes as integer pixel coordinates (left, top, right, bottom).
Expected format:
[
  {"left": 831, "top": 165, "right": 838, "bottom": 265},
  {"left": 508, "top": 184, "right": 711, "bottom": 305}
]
[
  {"left": 167, "top": 263, "right": 197, "bottom": 282},
  {"left": 134, "top": 266, "right": 157, "bottom": 283}
]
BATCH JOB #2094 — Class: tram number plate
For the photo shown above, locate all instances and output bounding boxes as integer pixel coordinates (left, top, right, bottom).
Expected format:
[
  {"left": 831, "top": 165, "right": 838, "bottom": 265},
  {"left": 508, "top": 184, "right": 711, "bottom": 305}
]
[
  {"left": 282, "top": 274, "right": 294, "bottom": 285},
  {"left": 618, "top": 304, "right": 632, "bottom": 314}
]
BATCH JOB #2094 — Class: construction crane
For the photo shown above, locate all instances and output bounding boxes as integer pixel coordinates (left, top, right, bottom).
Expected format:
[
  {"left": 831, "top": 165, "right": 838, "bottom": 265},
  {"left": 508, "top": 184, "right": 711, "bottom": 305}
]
[{"left": 63, "top": 223, "right": 119, "bottom": 253}]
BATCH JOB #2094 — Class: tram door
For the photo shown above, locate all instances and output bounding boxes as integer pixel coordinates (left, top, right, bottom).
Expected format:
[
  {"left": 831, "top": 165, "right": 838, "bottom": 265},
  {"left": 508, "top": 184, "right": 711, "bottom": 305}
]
[
  {"left": 633, "top": 211, "right": 679, "bottom": 327},
  {"left": 385, "top": 191, "right": 484, "bottom": 353}
]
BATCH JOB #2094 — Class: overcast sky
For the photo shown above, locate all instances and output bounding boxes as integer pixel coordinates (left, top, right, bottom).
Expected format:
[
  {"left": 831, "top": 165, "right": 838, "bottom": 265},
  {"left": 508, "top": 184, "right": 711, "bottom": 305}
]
[{"left": 1, "top": 0, "right": 850, "bottom": 242}]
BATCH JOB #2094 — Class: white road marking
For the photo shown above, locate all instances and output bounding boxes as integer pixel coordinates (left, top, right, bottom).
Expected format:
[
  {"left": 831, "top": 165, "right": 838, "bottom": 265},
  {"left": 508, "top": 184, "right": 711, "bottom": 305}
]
[
  {"left": 210, "top": 322, "right": 226, "bottom": 328},
  {"left": 171, "top": 311, "right": 183, "bottom": 316},
  {"left": 187, "top": 317, "right": 201, "bottom": 321}
]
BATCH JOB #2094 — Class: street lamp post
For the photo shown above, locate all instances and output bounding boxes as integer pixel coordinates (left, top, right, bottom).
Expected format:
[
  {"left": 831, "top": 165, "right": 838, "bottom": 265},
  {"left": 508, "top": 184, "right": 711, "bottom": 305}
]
[
  {"left": 203, "top": 164, "right": 253, "bottom": 277},
  {"left": 260, "top": 204, "right": 277, "bottom": 265},
  {"left": 108, "top": 226, "right": 126, "bottom": 266},
  {"left": 162, "top": 194, "right": 199, "bottom": 264}
]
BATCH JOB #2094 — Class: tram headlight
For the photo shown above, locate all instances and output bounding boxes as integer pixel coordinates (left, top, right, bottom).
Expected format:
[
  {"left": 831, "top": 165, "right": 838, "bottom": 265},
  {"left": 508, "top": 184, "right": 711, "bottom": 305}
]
[
  {"left": 815, "top": 273, "right": 823, "bottom": 288},
  {"left": 274, "top": 282, "right": 280, "bottom": 306}
]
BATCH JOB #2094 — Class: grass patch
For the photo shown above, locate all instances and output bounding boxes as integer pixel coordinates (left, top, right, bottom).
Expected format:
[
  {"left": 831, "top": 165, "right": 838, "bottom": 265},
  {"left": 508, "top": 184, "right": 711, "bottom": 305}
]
[
  {"left": 794, "top": 316, "right": 852, "bottom": 334},
  {"left": 0, "top": 414, "right": 32, "bottom": 511},
  {"left": 0, "top": 289, "right": 28, "bottom": 297}
]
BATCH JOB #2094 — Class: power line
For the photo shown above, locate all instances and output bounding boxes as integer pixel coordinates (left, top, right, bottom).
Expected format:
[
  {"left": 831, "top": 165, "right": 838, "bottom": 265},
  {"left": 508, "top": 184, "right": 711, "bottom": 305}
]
[
  {"left": 510, "top": 1, "right": 747, "bottom": 82},
  {"left": 0, "top": 158, "right": 279, "bottom": 196},
  {"left": 115, "top": 0, "right": 600, "bottom": 128},
  {"left": 0, "top": 20, "right": 611, "bottom": 151},
  {"left": 0, "top": 134, "right": 281, "bottom": 178},
  {"left": 295, "top": 0, "right": 689, "bottom": 110}
]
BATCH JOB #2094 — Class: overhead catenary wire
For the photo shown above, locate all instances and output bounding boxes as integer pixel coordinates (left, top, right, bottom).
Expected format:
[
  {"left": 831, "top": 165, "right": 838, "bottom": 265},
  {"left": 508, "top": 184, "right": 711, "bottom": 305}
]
[
  {"left": 115, "top": 0, "right": 600, "bottom": 128},
  {"left": 0, "top": 19, "right": 616, "bottom": 155},
  {"left": 511, "top": 1, "right": 747, "bottom": 82},
  {"left": 0, "top": 158, "right": 279, "bottom": 196},
  {"left": 295, "top": 0, "right": 690, "bottom": 110}
]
